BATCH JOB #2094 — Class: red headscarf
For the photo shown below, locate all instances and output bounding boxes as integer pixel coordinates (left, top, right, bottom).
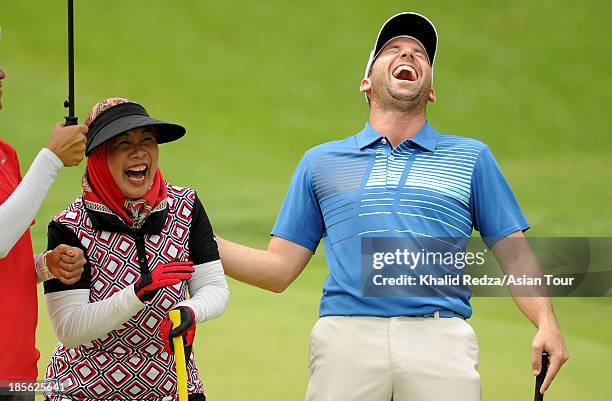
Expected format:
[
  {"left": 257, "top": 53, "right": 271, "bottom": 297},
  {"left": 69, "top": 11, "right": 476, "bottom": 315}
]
[{"left": 82, "top": 142, "right": 168, "bottom": 229}]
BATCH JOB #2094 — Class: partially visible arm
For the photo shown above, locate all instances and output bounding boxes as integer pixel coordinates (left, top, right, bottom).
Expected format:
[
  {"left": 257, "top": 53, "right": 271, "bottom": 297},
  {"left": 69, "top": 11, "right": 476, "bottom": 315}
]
[
  {"left": 218, "top": 235, "right": 313, "bottom": 293},
  {"left": 219, "top": 151, "right": 321, "bottom": 293},
  {"left": 176, "top": 259, "right": 229, "bottom": 322},
  {"left": 0, "top": 123, "right": 87, "bottom": 259},
  {"left": 470, "top": 145, "right": 568, "bottom": 394},
  {"left": 189, "top": 189, "right": 313, "bottom": 292},
  {"left": 0, "top": 148, "right": 63, "bottom": 258},
  {"left": 492, "top": 231, "right": 569, "bottom": 394},
  {"left": 46, "top": 286, "right": 145, "bottom": 348}
]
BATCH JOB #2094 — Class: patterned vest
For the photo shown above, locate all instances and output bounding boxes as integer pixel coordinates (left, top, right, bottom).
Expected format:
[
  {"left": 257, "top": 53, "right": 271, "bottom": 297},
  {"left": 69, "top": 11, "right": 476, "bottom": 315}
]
[{"left": 45, "top": 184, "right": 205, "bottom": 401}]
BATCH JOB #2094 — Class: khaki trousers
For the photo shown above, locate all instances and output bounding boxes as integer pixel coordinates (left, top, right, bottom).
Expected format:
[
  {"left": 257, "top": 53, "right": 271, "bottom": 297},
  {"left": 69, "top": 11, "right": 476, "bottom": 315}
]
[{"left": 306, "top": 316, "right": 481, "bottom": 401}]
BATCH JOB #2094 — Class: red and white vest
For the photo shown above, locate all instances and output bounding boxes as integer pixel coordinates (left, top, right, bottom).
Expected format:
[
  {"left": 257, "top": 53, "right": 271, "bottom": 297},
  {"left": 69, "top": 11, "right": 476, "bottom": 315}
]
[{"left": 45, "top": 185, "right": 205, "bottom": 401}]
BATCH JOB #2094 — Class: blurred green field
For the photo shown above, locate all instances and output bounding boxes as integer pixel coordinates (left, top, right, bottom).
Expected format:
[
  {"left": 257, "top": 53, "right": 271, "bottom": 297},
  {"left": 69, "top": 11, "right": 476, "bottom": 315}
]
[{"left": 2, "top": 1, "right": 611, "bottom": 400}]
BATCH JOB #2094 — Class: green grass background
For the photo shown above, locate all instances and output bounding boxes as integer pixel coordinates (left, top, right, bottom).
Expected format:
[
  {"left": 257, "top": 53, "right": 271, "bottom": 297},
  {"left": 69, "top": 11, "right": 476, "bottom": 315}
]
[{"left": 1, "top": 1, "right": 611, "bottom": 400}]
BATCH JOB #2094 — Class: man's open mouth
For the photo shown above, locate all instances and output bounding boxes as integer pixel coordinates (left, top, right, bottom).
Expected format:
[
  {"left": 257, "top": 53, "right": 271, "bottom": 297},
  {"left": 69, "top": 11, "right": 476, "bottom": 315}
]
[
  {"left": 392, "top": 65, "right": 418, "bottom": 81},
  {"left": 124, "top": 164, "right": 148, "bottom": 185}
]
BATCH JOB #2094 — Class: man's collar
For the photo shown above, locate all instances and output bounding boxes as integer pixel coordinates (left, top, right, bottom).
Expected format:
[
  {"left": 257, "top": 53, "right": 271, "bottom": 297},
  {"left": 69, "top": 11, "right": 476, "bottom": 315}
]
[
  {"left": 356, "top": 120, "right": 438, "bottom": 152},
  {"left": 355, "top": 123, "right": 383, "bottom": 149},
  {"left": 409, "top": 121, "right": 438, "bottom": 152}
]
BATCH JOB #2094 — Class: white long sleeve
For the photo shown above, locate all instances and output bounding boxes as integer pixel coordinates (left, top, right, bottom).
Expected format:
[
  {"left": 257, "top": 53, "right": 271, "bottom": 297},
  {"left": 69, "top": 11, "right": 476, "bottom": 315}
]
[
  {"left": 45, "top": 261, "right": 228, "bottom": 348},
  {"left": 176, "top": 259, "right": 230, "bottom": 322},
  {"left": 0, "top": 148, "right": 63, "bottom": 258},
  {"left": 45, "top": 286, "right": 146, "bottom": 349}
]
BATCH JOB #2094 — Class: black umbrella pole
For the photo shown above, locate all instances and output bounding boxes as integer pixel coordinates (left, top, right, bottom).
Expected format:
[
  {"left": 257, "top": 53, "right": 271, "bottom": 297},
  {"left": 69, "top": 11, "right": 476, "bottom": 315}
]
[{"left": 64, "top": 0, "right": 78, "bottom": 126}]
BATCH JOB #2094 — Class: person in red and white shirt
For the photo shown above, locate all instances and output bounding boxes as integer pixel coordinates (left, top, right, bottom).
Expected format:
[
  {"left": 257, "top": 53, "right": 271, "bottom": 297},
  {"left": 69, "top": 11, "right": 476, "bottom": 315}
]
[{"left": 0, "top": 66, "right": 89, "bottom": 401}]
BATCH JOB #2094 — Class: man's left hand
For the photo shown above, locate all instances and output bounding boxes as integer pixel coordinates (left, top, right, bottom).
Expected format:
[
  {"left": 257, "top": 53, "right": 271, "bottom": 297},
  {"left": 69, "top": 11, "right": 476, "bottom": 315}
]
[
  {"left": 532, "top": 322, "right": 569, "bottom": 394},
  {"left": 47, "top": 244, "right": 86, "bottom": 285}
]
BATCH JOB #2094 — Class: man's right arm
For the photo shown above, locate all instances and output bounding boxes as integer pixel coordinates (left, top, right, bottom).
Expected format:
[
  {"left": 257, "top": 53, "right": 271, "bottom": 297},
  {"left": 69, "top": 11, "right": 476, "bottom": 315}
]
[
  {"left": 218, "top": 235, "right": 313, "bottom": 293},
  {"left": 219, "top": 151, "right": 321, "bottom": 292}
]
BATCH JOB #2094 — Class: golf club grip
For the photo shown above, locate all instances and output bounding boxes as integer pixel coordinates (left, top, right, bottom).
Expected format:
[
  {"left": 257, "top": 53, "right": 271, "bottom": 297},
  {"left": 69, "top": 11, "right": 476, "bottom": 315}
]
[
  {"left": 169, "top": 310, "right": 189, "bottom": 401},
  {"left": 534, "top": 352, "right": 549, "bottom": 401}
]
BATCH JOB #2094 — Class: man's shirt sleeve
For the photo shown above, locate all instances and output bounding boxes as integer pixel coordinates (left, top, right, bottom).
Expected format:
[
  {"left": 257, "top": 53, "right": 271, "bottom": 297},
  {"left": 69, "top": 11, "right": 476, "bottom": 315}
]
[
  {"left": 271, "top": 152, "right": 324, "bottom": 252},
  {"left": 470, "top": 145, "right": 530, "bottom": 246}
]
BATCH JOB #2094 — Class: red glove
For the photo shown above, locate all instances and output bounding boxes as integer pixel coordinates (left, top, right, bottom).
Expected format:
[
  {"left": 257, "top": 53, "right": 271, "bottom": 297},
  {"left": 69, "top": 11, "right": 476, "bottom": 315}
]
[
  {"left": 134, "top": 261, "right": 194, "bottom": 302},
  {"left": 160, "top": 306, "right": 196, "bottom": 361}
]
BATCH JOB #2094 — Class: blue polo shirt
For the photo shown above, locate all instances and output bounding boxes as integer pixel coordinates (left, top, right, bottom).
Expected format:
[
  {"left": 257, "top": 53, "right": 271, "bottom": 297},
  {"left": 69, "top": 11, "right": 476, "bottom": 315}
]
[{"left": 272, "top": 121, "right": 529, "bottom": 318}]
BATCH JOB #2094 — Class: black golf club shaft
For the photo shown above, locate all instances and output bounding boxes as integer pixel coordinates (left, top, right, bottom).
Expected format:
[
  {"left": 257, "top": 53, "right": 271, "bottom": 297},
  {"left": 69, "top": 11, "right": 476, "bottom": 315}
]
[
  {"left": 534, "top": 352, "right": 549, "bottom": 401},
  {"left": 64, "top": 0, "right": 77, "bottom": 126}
]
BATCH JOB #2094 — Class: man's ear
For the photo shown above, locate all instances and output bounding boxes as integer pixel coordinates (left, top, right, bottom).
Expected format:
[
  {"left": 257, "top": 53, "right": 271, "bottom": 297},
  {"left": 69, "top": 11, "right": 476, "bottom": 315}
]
[
  {"left": 360, "top": 77, "right": 372, "bottom": 94},
  {"left": 428, "top": 87, "right": 436, "bottom": 103}
]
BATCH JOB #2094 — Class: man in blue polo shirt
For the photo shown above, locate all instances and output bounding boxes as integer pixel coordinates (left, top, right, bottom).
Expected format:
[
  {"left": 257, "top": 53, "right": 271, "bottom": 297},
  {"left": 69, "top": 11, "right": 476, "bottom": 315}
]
[{"left": 219, "top": 12, "right": 568, "bottom": 401}]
